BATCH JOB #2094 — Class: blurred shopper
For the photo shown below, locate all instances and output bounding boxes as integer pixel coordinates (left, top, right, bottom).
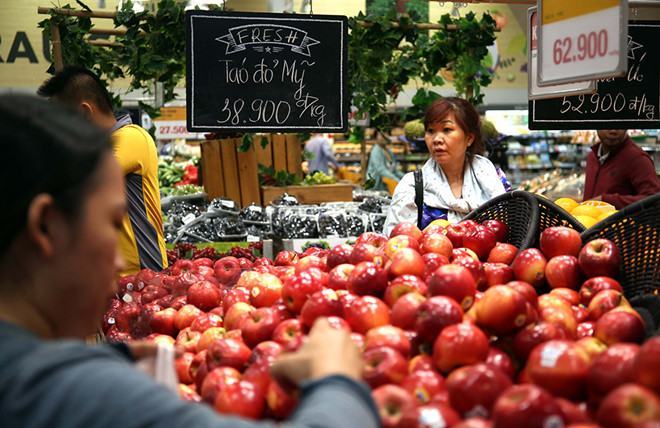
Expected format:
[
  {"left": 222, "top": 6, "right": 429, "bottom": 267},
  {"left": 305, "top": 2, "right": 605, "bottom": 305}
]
[
  {"left": 305, "top": 133, "right": 338, "bottom": 174},
  {"left": 38, "top": 67, "right": 167, "bottom": 274},
  {"left": 0, "top": 94, "right": 378, "bottom": 428},
  {"left": 366, "top": 134, "right": 404, "bottom": 191},
  {"left": 384, "top": 97, "right": 510, "bottom": 235},
  {"left": 583, "top": 129, "right": 660, "bottom": 209}
]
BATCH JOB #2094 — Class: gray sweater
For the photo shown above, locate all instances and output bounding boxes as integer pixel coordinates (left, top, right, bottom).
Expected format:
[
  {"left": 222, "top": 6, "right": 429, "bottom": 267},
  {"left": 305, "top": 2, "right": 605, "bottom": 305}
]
[{"left": 0, "top": 321, "right": 379, "bottom": 428}]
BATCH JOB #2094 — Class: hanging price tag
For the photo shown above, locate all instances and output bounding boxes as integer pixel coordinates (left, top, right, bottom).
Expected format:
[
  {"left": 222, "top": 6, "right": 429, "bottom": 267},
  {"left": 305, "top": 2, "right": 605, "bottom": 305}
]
[{"left": 538, "top": 0, "right": 627, "bottom": 85}]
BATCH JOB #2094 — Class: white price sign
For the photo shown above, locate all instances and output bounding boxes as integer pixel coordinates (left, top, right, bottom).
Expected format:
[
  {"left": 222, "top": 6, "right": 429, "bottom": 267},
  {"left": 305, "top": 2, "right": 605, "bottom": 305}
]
[
  {"left": 154, "top": 106, "right": 202, "bottom": 140},
  {"left": 528, "top": 7, "right": 596, "bottom": 100},
  {"left": 538, "top": 0, "right": 628, "bottom": 85}
]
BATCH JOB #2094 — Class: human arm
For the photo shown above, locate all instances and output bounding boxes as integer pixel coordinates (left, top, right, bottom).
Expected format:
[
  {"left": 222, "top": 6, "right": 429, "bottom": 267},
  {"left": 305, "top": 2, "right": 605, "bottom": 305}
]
[
  {"left": 601, "top": 155, "right": 660, "bottom": 209},
  {"left": 321, "top": 140, "right": 339, "bottom": 170},
  {"left": 382, "top": 172, "right": 418, "bottom": 235}
]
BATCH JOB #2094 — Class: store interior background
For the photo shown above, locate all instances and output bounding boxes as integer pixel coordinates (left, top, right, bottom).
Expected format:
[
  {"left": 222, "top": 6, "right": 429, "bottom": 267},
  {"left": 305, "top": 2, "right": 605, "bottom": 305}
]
[{"left": 1, "top": 0, "right": 659, "bottom": 191}]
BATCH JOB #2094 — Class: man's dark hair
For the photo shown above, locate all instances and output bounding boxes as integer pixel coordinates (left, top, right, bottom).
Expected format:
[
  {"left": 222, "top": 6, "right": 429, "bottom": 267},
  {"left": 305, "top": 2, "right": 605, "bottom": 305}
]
[
  {"left": 37, "top": 66, "right": 114, "bottom": 114},
  {"left": 0, "top": 94, "right": 111, "bottom": 257}
]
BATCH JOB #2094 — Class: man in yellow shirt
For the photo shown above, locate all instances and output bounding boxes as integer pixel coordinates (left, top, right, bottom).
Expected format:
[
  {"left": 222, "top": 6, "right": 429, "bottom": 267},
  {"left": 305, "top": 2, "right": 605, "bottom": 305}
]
[{"left": 38, "top": 67, "right": 167, "bottom": 275}]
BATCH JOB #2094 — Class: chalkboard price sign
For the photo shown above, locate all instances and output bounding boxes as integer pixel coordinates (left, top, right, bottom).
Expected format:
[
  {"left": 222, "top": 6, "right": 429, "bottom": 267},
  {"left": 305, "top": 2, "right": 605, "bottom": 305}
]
[
  {"left": 186, "top": 11, "right": 348, "bottom": 133},
  {"left": 529, "top": 22, "right": 660, "bottom": 130}
]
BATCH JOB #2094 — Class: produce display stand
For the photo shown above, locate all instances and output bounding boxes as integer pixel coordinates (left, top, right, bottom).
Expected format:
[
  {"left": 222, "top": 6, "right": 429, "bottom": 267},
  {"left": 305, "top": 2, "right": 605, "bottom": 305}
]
[
  {"left": 200, "top": 134, "right": 302, "bottom": 207},
  {"left": 261, "top": 183, "right": 354, "bottom": 205}
]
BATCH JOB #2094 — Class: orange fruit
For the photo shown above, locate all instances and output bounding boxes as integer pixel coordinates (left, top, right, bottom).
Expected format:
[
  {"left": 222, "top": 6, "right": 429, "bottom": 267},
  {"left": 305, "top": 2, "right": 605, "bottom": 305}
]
[
  {"left": 570, "top": 205, "right": 602, "bottom": 219},
  {"left": 580, "top": 200, "right": 616, "bottom": 214},
  {"left": 555, "top": 198, "right": 579, "bottom": 212},
  {"left": 596, "top": 211, "right": 617, "bottom": 222},
  {"left": 574, "top": 215, "right": 598, "bottom": 228},
  {"left": 427, "top": 219, "right": 451, "bottom": 229}
]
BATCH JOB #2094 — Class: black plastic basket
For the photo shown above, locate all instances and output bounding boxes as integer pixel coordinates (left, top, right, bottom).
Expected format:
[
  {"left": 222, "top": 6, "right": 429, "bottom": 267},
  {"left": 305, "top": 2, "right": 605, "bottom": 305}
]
[
  {"left": 580, "top": 193, "right": 660, "bottom": 299},
  {"left": 464, "top": 190, "right": 539, "bottom": 250},
  {"left": 528, "top": 194, "right": 586, "bottom": 247}
]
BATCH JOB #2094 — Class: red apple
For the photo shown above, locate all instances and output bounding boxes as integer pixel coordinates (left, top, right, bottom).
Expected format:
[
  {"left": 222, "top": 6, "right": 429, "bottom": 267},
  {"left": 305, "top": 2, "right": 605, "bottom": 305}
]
[
  {"left": 578, "top": 239, "right": 620, "bottom": 279},
  {"left": 540, "top": 226, "right": 582, "bottom": 259},
  {"left": 579, "top": 276, "right": 623, "bottom": 306},
  {"left": 223, "top": 302, "right": 255, "bottom": 331},
  {"left": 189, "top": 350, "right": 208, "bottom": 389},
  {"left": 483, "top": 263, "right": 514, "bottom": 288},
  {"left": 175, "top": 304, "right": 204, "bottom": 331},
  {"left": 486, "top": 347, "right": 516, "bottom": 380},
  {"left": 213, "top": 256, "right": 242, "bottom": 285},
  {"left": 271, "top": 318, "right": 303, "bottom": 348},
  {"left": 463, "top": 225, "right": 498, "bottom": 261},
  {"left": 187, "top": 280, "right": 222, "bottom": 311},
  {"left": 447, "top": 363, "right": 513, "bottom": 418},
  {"left": 587, "top": 289, "right": 629, "bottom": 320},
  {"left": 414, "top": 296, "right": 463, "bottom": 344},
  {"left": 214, "top": 379, "right": 265, "bottom": 419},
  {"left": 274, "top": 250, "right": 298, "bottom": 266},
  {"left": 384, "top": 275, "right": 427, "bottom": 306},
  {"left": 545, "top": 256, "right": 582, "bottom": 290},
  {"left": 453, "top": 256, "right": 486, "bottom": 290},
  {"left": 222, "top": 286, "right": 251, "bottom": 313},
  {"left": 326, "top": 243, "right": 353, "bottom": 269},
  {"left": 487, "top": 243, "right": 518, "bottom": 265},
  {"left": 344, "top": 296, "right": 390, "bottom": 334},
  {"left": 189, "top": 312, "right": 223, "bottom": 333},
  {"left": 428, "top": 264, "right": 477, "bottom": 310},
  {"left": 390, "top": 221, "right": 423, "bottom": 240},
  {"left": 356, "top": 231, "right": 388, "bottom": 247},
  {"left": 365, "top": 325, "right": 411, "bottom": 357},
  {"left": 206, "top": 337, "right": 251, "bottom": 371},
  {"left": 200, "top": 366, "right": 241, "bottom": 404},
  {"left": 300, "top": 289, "right": 342, "bottom": 329},
  {"left": 363, "top": 346, "right": 408, "bottom": 388},
  {"left": 372, "top": 384, "right": 416, "bottom": 428},
  {"left": 408, "top": 354, "right": 434, "bottom": 373},
  {"left": 149, "top": 307, "right": 178, "bottom": 336},
  {"left": 588, "top": 343, "right": 639, "bottom": 405},
  {"left": 633, "top": 336, "right": 660, "bottom": 394},
  {"left": 399, "top": 403, "right": 461, "bottom": 428},
  {"left": 540, "top": 306, "right": 578, "bottom": 339},
  {"left": 238, "top": 257, "right": 253, "bottom": 271},
  {"left": 384, "top": 235, "right": 420, "bottom": 259},
  {"left": 492, "top": 384, "right": 565, "bottom": 428},
  {"left": 422, "top": 252, "right": 450, "bottom": 281},
  {"left": 281, "top": 269, "right": 324, "bottom": 313},
  {"left": 175, "top": 352, "right": 195, "bottom": 384},
  {"left": 175, "top": 327, "right": 202, "bottom": 353},
  {"left": 451, "top": 247, "right": 480, "bottom": 262},
  {"left": 575, "top": 337, "right": 608, "bottom": 364},
  {"left": 596, "top": 384, "right": 660, "bottom": 428},
  {"left": 475, "top": 285, "right": 528, "bottom": 336},
  {"left": 239, "top": 306, "right": 281, "bottom": 348},
  {"left": 482, "top": 219, "right": 508, "bottom": 243},
  {"left": 348, "top": 261, "right": 388, "bottom": 296},
  {"left": 513, "top": 321, "right": 566, "bottom": 360},
  {"left": 295, "top": 254, "right": 326, "bottom": 274},
  {"left": 555, "top": 398, "right": 590, "bottom": 425},
  {"left": 512, "top": 249, "right": 547, "bottom": 288},
  {"left": 350, "top": 242, "right": 382, "bottom": 264},
  {"left": 550, "top": 288, "right": 581, "bottom": 306},
  {"left": 594, "top": 309, "right": 645, "bottom": 346},
  {"left": 178, "top": 384, "right": 201, "bottom": 402},
  {"left": 141, "top": 285, "right": 168, "bottom": 305},
  {"left": 454, "top": 418, "right": 493, "bottom": 428},
  {"left": 433, "top": 322, "right": 489, "bottom": 373},
  {"left": 576, "top": 321, "right": 595, "bottom": 338},
  {"left": 401, "top": 369, "right": 445, "bottom": 404},
  {"left": 420, "top": 232, "right": 453, "bottom": 258},
  {"left": 196, "top": 326, "right": 227, "bottom": 353},
  {"left": 446, "top": 223, "right": 469, "bottom": 248},
  {"left": 391, "top": 292, "right": 426, "bottom": 330},
  {"left": 266, "top": 378, "right": 299, "bottom": 419},
  {"left": 389, "top": 248, "right": 426, "bottom": 278},
  {"left": 327, "top": 263, "right": 354, "bottom": 290},
  {"left": 248, "top": 273, "right": 283, "bottom": 308},
  {"left": 506, "top": 280, "right": 539, "bottom": 307},
  {"left": 526, "top": 340, "right": 591, "bottom": 400}
]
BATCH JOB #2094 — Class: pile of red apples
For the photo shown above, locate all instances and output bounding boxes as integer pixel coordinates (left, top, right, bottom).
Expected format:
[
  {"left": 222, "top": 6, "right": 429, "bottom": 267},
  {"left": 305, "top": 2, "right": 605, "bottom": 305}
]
[{"left": 103, "top": 219, "right": 660, "bottom": 427}]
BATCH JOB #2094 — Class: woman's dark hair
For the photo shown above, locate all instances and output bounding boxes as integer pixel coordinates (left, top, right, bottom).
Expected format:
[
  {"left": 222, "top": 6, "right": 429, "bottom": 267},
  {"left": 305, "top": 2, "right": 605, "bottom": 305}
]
[
  {"left": 0, "top": 94, "right": 111, "bottom": 257},
  {"left": 424, "top": 97, "right": 485, "bottom": 164}
]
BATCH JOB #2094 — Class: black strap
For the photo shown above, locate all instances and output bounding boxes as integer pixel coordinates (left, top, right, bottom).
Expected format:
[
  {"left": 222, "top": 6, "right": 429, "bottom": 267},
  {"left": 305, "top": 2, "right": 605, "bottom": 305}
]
[{"left": 414, "top": 169, "right": 424, "bottom": 229}]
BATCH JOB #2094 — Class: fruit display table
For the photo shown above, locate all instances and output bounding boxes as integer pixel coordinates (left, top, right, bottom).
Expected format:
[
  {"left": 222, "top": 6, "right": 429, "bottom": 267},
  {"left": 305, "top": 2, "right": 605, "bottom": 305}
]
[{"left": 261, "top": 183, "right": 354, "bottom": 205}]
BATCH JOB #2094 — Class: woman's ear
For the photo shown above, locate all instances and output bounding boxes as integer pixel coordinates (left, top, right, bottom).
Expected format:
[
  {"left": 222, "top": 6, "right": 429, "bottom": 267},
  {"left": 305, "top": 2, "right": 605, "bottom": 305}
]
[
  {"left": 466, "top": 134, "right": 475, "bottom": 147},
  {"left": 25, "top": 194, "right": 59, "bottom": 259}
]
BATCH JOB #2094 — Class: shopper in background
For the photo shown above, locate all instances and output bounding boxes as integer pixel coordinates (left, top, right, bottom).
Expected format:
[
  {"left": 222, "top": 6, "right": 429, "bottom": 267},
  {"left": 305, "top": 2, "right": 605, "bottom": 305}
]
[
  {"left": 384, "top": 97, "right": 511, "bottom": 235},
  {"left": 583, "top": 129, "right": 660, "bottom": 209},
  {"left": 304, "top": 133, "right": 338, "bottom": 174},
  {"left": 0, "top": 94, "right": 377, "bottom": 428},
  {"left": 38, "top": 67, "right": 167, "bottom": 275},
  {"left": 366, "top": 132, "right": 405, "bottom": 191}
]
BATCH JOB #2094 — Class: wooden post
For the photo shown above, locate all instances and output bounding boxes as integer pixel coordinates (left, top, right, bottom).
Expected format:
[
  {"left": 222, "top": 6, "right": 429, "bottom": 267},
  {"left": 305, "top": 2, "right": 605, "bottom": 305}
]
[
  {"left": 272, "top": 134, "right": 288, "bottom": 172},
  {"left": 236, "top": 142, "right": 262, "bottom": 206},
  {"left": 221, "top": 138, "right": 242, "bottom": 204},
  {"left": 360, "top": 139, "right": 368, "bottom": 185},
  {"left": 50, "top": 19, "right": 64, "bottom": 71},
  {"left": 255, "top": 134, "right": 273, "bottom": 169},
  {"left": 200, "top": 140, "right": 225, "bottom": 199},
  {"left": 285, "top": 134, "right": 302, "bottom": 178}
]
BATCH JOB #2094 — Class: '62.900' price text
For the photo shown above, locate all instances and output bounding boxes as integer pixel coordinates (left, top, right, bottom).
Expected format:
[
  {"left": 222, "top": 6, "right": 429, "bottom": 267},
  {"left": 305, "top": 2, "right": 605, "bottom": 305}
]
[{"left": 553, "top": 30, "right": 609, "bottom": 65}]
